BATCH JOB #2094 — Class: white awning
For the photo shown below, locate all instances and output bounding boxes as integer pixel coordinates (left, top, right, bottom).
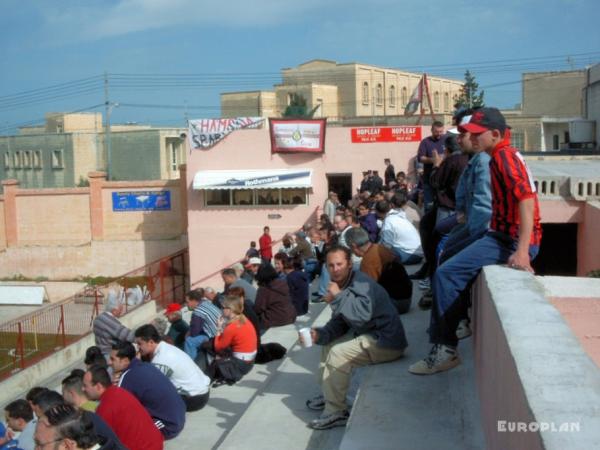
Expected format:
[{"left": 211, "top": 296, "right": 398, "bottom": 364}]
[{"left": 193, "top": 168, "right": 313, "bottom": 190}]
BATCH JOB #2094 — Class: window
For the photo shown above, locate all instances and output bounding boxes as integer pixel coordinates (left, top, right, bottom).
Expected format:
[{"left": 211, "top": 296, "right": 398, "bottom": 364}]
[
  {"left": 4, "top": 152, "right": 9, "bottom": 169},
  {"left": 204, "top": 188, "right": 308, "bottom": 207},
  {"left": 13, "top": 151, "right": 21, "bottom": 168},
  {"left": 23, "top": 151, "right": 31, "bottom": 168},
  {"left": 232, "top": 189, "right": 254, "bottom": 206},
  {"left": 443, "top": 93, "right": 449, "bottom": 112},
  {"left": 401, "top": 87, "right": 408, "bottom": 107},
  {"left": 434, "top": 91, "right": 440, "bottom": 110},
  {"left": 33, "top": 150, "right": 42, "bottom": 169},
  {"left": 171, "top": 145, "right": 178, "bottom": 171},
  {"left": 362, "top": 82, "right": 369, "bottom": 104},
  {"left": 376, "top": 83, "right": 383, "bottom": 105},
  {"left": 52, "top": 149, "right": 64, "bottom": 169},
  {"left": 511, "top": 131, "right": 525, "bottom": 151},
  {"left": 389, "top": 86, "right": 396, "bottom": 107},
  {"left": 256, "top": 189, "right": 279, "bottom": 205}
]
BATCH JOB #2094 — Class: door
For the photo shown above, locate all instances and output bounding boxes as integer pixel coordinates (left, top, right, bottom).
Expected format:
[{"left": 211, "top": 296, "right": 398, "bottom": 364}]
[{"left": 326, "top": 173, "right": 353, "bottom": 208}]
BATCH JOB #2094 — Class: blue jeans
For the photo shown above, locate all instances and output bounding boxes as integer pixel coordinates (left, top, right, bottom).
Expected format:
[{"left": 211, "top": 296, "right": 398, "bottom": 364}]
[
  {"left": 423, "top": 183, "right": 434, "bottom": 212},
  {"left": 429, "top": 232, "right": 539, "bottom": 347},
  {"left": 317, "top": 264, "right": 330, "bottom": 295},
  {"left": 184, "top": 334, "right": 209, "bottom": 362}
]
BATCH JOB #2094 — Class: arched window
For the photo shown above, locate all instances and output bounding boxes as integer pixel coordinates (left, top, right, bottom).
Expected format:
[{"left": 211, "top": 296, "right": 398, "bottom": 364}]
[
  {"left": 434, "top": 91, "right": 440, "bottom": 110},
  {"left": 389, "top": 85, "right": 396, "bottom": 107},
  {"left": 376, "top": 83, "right": 383, "bottom": 105},
  {"left": 401, "top": 87, "right": 408, "bottom": 106},
  {"left": 362, "top": 82, "right": 369, "bottom": 104},
  {"left": 443, "top": 92, "right": 449, "bottom": 112}
]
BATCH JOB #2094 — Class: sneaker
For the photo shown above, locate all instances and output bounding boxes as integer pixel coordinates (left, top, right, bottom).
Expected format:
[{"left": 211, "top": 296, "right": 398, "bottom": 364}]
[
  {"left": 418, "top": 278, "right": 431, "bottom": 290},
  {"left": 308, "top": 410, "right": 349, "bottom": 430},
  {"left": 306, "top": 394, "right": 326, "bottom": 411},
  {"left": 418, "top": 290, "right": 433, "bottom": 310},
  {"left": 311, "top": 296, "right": 325, "bottom": 304},
  {"left": 408, "top": 344, "right": 461, "bottom": 375},
  {"left": 456, "top": 319, "right": 472, "bottom": 340}
]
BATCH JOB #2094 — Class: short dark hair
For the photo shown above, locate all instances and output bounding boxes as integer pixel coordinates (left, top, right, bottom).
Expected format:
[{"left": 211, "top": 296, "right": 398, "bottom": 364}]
[
  {"left": 384, "top": 158, "right": 390, "bottom": 163},
  {"left": 391, "top": 191, "right": 408, "bottom": 208},
  {"left": 221, "top": 268, "right": 237, "bottom": 278},
  {"left": 375, "top": 200, "right": 391, "bottom": 215},
  {"left": 87, "top": 365, "right": 111, "bottom": 388},
  {"left": 250, "top": 241, "right": 256, "bottom": 247},
  {"left": 45, "top": 404, "right": 99, "bottom": 448},
  {"left": 26, "top": 386, "right": 49, "bottom": 403},
  {"left": 134, "top": 324, "right": 161, "bottom": 343},
  {"left": 255, "top": 264, "right": 278, "bottom": 286},
  {"left": 111, "top": 341, "right": 136, "bottom": 360},
  {"left": 5, "top": 399, "right": 33, "bottom": 422},
  {"left": 84, "top": 346, "right": 107, "bottom": 368},
  {"left": 32, "top": 390, "right": 65, "bottom": 414},
  {"left": 263, "top": 226, "right": 270, "bottom": 232},
  {"left": 61, "top": 370, "right": 85, "bottom": 395},
  {"left": 432, "top": 120, "right": 444, "bottom": 129},
  {"left": 445, "top": 134, "right": 461, "bottom": 153},
  {"left": 325, "top": 245, "right": 352, "bottom": 262},
  {"left": 186, "top": 288, "right": 204, "bottom": 301}
]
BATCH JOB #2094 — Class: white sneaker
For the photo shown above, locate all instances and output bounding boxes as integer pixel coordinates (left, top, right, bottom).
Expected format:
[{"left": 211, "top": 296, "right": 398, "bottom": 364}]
[
  {"left": 456, "top": 319, "right": 472, "bottom": 340},
  {"left": 408, "top": 344, "right": 461, "bottom": 375},
  {"left": 418, "top": 278, "right": 431, "bottom": 290}
]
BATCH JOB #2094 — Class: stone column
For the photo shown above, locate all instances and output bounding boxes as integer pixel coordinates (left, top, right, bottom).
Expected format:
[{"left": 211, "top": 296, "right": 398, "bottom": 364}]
[
  {"left": 88, "top": 171, "right": 106, "bottom": 241},
  {"left": 2, "top": 179, "right": 19, "bottom": 247}
]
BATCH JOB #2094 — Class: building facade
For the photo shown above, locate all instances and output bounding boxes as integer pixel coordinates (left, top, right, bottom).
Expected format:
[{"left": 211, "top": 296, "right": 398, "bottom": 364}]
[{"left": 221, "top": 59, "right": 464, "bottom": 121}]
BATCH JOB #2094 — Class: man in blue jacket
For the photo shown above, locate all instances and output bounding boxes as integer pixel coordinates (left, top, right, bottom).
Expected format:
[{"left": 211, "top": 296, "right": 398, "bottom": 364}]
[
  {"left": 110, "top": 341, "right": 186, "bottom": 440},
  {"left": 301, "top": 246, "right": 408, "bottom": 430}
]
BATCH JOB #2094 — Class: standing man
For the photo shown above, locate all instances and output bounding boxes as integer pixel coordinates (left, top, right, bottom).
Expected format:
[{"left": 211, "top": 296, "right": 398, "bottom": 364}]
[
  {"left": 302, "top": 246, "right": 407, "bottom": 430},
  {"left": 409, "top": 107, "right": 541, "bottom": 375},
  {"left": 259, "top": 226, "right": 273, "bottom": 265},
  {"left": 323, "top": 191, "right": 337, "bottom": 222},
  {"left": 417, "top": 121, "right": 446, "bottom": 212},
  {"left": 384, "top": 158, "right": 396, "bottom": 187}
]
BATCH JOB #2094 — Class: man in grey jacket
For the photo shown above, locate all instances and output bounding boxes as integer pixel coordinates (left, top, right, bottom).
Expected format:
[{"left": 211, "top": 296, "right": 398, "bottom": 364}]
[{"left": 301, "top": 246, "right": 407, "bottom": 430}]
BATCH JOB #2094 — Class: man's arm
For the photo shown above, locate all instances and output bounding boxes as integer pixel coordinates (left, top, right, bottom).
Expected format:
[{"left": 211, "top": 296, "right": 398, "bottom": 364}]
[{"left": 507, "top": 198, "right": 534, "bottom": 272}]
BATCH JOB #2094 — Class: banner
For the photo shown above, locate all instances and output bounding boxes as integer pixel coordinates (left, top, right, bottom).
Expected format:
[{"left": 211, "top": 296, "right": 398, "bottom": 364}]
[
  {"left": 269, "top": 119, "right": 326, "bottom": 153},
  {"left": 351, "top": 126, "right": 422, "bottom": 143},
  {"left": 404, "top": 76, "right": 423, "bottom": 116},
  {"left": 188, "top": 117, "right": 264, "bottom": 149},
  {"left": 112, "top": 191, "right": 171, "bottom": 211}
]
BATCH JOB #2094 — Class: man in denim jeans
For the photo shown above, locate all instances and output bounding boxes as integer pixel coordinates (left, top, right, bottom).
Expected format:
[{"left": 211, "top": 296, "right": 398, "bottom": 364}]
[
  {"left": 183, "top": 289, "right": 222, "bottom": 364},
  {"left": 409, "top": 107, "right": 542, "bottom": 375}
]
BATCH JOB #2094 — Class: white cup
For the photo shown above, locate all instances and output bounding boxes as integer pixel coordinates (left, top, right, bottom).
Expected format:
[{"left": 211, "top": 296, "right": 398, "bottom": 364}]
[{"left": 299, "top": 327, "right": 313, "bottom": 348}]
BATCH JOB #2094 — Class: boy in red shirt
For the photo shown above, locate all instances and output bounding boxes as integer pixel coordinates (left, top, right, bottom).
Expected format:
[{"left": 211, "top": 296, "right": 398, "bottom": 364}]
[{"left": 259, "top": 226, "right": 273, "bottom": 264}]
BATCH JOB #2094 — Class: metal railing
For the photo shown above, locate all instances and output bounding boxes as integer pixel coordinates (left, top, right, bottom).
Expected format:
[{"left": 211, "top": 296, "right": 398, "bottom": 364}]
[{"left": 0, "top": 249, "right": 188, "bottom": 381}]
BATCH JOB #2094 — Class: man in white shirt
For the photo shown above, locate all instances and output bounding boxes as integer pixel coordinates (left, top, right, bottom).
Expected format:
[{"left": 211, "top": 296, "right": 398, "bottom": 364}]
[
  {"left": 135, "top": 324, "right": 211, "bottom": 412},
  {"left": 376, "top": 195, "right": 423, "bottom": 265}
]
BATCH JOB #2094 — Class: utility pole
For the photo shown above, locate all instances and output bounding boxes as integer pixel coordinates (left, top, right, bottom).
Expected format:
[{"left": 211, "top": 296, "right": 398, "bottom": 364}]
[{"left": 104, "top": 72, "right": 112, "bottom": 181}]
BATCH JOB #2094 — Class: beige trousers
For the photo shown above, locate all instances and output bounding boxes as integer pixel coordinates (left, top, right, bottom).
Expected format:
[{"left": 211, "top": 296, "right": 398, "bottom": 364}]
[{"left": 319, "top": 333, "right": 404, "bottom": 414}]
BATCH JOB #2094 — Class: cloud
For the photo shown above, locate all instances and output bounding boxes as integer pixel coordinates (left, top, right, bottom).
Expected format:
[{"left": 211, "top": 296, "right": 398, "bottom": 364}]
[{"left": 39, "top": 0, "right": 339, "bottom": 40}]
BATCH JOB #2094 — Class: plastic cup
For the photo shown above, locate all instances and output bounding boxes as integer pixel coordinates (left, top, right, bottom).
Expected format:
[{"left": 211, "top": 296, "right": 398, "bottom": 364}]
[{"left": 299, "top": 327, "right": 313, "bottom": 348}]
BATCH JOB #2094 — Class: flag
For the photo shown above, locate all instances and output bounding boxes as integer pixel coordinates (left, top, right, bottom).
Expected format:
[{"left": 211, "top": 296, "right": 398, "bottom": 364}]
[{"left": 404, "top": 76, "right": 424, "bottom": 116}]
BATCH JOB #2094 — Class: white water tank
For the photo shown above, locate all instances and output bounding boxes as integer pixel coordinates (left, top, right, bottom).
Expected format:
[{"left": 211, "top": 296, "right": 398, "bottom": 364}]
[{"left": 569, "top": 120, "right": 595, "bottom": 143}]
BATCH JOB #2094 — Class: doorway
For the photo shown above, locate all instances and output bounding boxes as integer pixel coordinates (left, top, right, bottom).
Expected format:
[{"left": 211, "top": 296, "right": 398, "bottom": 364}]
[
  {"left": 326, "top": 173, "right": 353, "bottom": 208},
  {"left": 532, "top": 223, "right": 577, "bottom": 276}
]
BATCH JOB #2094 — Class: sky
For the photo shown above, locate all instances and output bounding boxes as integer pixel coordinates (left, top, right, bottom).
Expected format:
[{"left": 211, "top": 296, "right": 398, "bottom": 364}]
[{"left": 1, "top": 0, "right": 599, "bottom": 133}]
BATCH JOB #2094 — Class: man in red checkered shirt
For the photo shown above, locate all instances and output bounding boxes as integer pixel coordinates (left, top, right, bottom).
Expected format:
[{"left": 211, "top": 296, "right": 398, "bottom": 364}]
[{"left": 409, "top": 107, "right": 541, "bottom": 375}]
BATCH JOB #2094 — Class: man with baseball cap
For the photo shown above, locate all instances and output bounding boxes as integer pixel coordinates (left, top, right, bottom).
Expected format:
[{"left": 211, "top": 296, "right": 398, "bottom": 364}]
[
  {"left": 409, "top": 107, "right": 542, "bottom": 375},
  {"left": 164, "top": 303, "right": 189, "bottom": 350}
]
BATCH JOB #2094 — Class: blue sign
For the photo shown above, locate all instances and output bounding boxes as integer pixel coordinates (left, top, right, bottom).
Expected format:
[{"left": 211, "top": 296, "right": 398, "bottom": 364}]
[{"left": 112, "top": 191, "right": 171, "bottom": 211}]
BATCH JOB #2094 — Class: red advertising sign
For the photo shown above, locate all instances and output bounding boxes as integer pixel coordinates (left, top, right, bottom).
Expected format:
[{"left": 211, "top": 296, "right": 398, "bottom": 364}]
[{"left": 351, "top": 126, "right": 422, "bottom": 143}]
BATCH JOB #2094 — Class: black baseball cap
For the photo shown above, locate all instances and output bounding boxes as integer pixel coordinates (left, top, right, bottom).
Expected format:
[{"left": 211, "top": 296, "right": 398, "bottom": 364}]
[{"left": 458, "top": 107, "right": 507, "bottom": 134}]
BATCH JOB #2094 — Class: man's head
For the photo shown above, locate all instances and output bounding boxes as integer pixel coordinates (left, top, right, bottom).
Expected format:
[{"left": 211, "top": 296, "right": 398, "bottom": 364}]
[
  {"left": 105, "top": 292, "right": 124, "bottom": 318},
  {"left": 249, "top": 241, "right": 256, "bottom": 248},
  {"left": 273, "top": 253, "right": 288, "bottom": 274},
  {"left": 458, "top": 107, "right": 508, "bottom": 153},
  {"left": 325, "top": 246, "right": 353, "bottom": 284},
  {"left": 164, "top": 302, "right": 183, "bottom": 323},
  {"left": 82, "top": 365, "right": 111, "bottom": 401},
  {"left": 35, "top": 404, "right": 98, "bottom": 450},
  {"left": 61, "top": 370, "right": 89, "bottom": 408},
  {"left": 357, "top": 202, "right": 370, "bottom": 217},
  {"left": 375, "top": 200, "right": 392, "bottom": 219},
  {"left": 204, "top": 287, "right": 217, "bottom": 301},
  {"left": 83, "top": 346, "right": 106, "bottom": 370},
  {"left": 4, "top": 399, "right": 33, "bottom": 432},
  {"left": 333, "top": 214, "right": 348, "bottom": 233},
  {"left": 109, "top": 341, "right": 136, "bottom": 373},
  {"left": 263, "top": 226, "right": 270, "bottom": 235},
  {"left": 390, "top": 191, "right": 408, "bottom": 209},
  {"left": 247, "top": 257, "right": 262, "bottom": 274},
  {"left": 26, "top": 386, "right": 49, "bottom": 411},
  {"left": 134, "top": 324, "right": 161, "bottom": 359},
  {"left": 30, "top": 390, "right": 64, "bottom": 421},
  {"left": 344, "top": 227, "right": 371, "bottom": 257},
  {"left": 384, "top": 158, "right": 391, "bottom": 165},
  {"left": 221, "top": 268, "right": 238, "bottom": 285},
  {"left": 431, "top": 121, "right": 445, "bottom": 140},
  {"left": 185, "top": 289, "right": 204, "bottom": 311}
]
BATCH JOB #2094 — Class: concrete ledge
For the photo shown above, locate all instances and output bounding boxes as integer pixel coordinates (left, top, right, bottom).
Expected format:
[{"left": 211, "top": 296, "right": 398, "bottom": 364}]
[
  {"left": 0, "top": 300, "right": 158, "bottom": 407},
  {"left": 475, "top": 266, "right": 600, "bottom": 450}
]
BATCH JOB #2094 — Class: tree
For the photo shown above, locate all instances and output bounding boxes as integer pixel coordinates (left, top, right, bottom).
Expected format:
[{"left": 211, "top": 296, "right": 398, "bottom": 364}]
[
  {"left": 454, "top": 70, "right": 485, "bottom": 110},
  {"left": 282, "top": 93, "right": 320, "bottom": 118}
]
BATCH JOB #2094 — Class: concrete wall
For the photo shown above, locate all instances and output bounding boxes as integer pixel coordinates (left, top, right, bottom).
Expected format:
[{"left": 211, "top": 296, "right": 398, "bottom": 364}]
[
  {"left": 586, "top": 64, "right": 600, "bottom": 148},
  {"left": 186, "top": 125, "right": 427, "bottom": 287},
  {"left": 111, "top": 130, "right": 162, "bottom": 181},
  {"left": 523, "top": 70, "right": 586, "bottom": 117},
  {"left": 578, "top": 201, "right": 600, "bottom": 276},
  {"left": 221, "top": 91, "right": 277, "bottom": 118},
  {"left": 0, "top": 300, "right": 158, "bottom": 408},
  {"left": 474, "top": 266, "right": 600, "bottom": 450}
]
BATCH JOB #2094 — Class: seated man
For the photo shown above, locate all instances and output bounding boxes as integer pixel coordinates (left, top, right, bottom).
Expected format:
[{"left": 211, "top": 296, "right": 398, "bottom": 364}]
[
  {"left": 4, "top": 399, "right": 35, "bottom": 450},
  {"left": 376, "top": 197, "right": 423, "bottom": 264},
  {"left": 92, "top": 294, "right": 134, "bottom": 358},
  {"left": 301, "top": 246, "right": 408, "bottom": 430},
  {"left": 34, "top": 404, "right": 99, "bottom": 450},
  {"left": 222, "top": 268, "right": 257, "bottom": 304},
  {"left": 135, "top": 324, "right": 211, "bottom": 412},
  {"left": 345, "top": 227, "right": 412, "bottom": 314},
  {"left": 110, "top": 341, "right": 186, "bottom": 440},
  {"left": 164, "top": 303, "right": 189, "bottom": 350},
  {"left": 183, "top": 289, "right": 222, "bottom": 363}
]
